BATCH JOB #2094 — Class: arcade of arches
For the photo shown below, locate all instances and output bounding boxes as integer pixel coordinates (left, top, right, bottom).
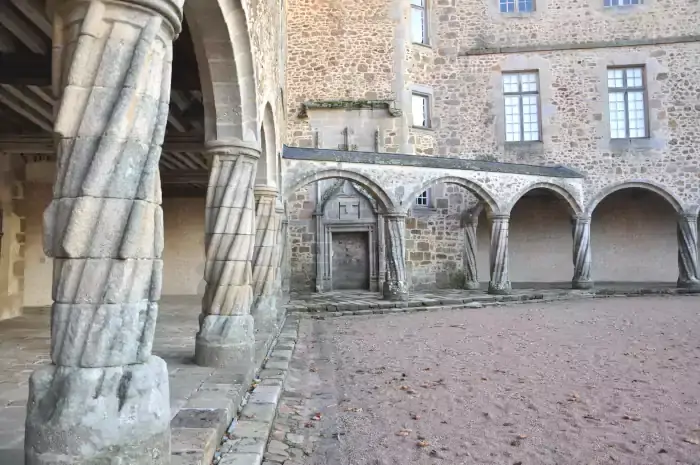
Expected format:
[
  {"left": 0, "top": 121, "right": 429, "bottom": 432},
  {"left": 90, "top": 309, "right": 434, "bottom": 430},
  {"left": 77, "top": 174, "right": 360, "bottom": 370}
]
[{"left": 0, "top": 0, "right": 698, "bottom": 464}]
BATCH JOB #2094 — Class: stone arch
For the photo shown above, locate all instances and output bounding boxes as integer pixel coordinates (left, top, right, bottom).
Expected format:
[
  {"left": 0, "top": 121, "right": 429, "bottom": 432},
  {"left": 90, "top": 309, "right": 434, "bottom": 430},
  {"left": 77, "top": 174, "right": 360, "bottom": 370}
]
[
  {"left": 286, "top": 169, "right": 394, "bottom": 213},
  {"left": 586, "top": 181, "right": 682, "bottom": 216},
  {"left": 402, "top": 176, "right": 500, "bottom": 214},
  {"left": 506, "top": 182, "right": 583, "bottom": 216},
  {"left": 185, "top": 0, "right": 258, "bottom": 143},
  {"left": 257, "top": 103, "right": 277, "bottom": 187}
]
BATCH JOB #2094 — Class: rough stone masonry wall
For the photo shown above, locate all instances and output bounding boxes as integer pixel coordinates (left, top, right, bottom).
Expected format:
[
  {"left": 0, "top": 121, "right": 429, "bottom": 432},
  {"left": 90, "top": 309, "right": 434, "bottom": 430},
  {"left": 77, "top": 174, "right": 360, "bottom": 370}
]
[
  {"left": 412, "top": 0, "right": 700, "bottom": 204},
  {"left": 284, "top": 0, "right": 399, "bottom": 148}
]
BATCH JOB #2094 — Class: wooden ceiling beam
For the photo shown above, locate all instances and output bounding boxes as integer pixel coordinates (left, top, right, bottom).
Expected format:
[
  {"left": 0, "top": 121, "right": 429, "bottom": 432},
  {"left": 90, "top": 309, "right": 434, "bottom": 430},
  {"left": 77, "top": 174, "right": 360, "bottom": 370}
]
[
  {"left": 0, "top": 25, "right": 15, "bottom": 53},
  {"left": 27, "top": 85, "right": 55, "bottom": 106},
  {"left": 0, "top": 88, "right": 52, "bottom": 132},
  {"left": 0, "top": 3, "right": 47, "bottom": 54},
  {"left": 0, "top": 84, "right": 53, "bottom": 121},
  {"left": 0, "top": 134, "right": 205, "bottom": 153},
  {"left": 9, "top": 0, "right": 51, "bottom": 37}
]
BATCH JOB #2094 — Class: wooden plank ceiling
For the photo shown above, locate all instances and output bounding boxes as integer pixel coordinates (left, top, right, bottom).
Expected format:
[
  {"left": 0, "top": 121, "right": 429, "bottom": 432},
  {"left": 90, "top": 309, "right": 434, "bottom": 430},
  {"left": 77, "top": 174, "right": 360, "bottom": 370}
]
[{"left": 0, "top": 0, "right": 208, "bottom": 196}]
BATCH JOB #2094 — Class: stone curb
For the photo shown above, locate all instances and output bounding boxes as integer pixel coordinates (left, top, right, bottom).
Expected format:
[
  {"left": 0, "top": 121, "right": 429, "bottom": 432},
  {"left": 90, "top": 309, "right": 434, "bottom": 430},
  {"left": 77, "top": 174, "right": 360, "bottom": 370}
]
[
  {"left": 212, "top": 316, "right": 301, "bottom": 465},
  {"left": 289, "top": 287, "right": 700, "bottom": 319}
]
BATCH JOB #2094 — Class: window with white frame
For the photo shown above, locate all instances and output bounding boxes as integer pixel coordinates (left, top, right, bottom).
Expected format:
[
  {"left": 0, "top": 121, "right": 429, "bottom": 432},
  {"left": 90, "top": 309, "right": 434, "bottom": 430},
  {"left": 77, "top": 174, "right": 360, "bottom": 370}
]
[
  {"left": 604, "top": 0, "right": 641, "bottom": 6},
  {"left": 412, "top": 92, "right": 430, "bottom": 128},
  {"left": 500, "top": 0, "right": 535, "bottom": 13},
  {"left": 415, "top": 190, "right": 429, "bottom": 207},
  {"left": 607, "top": 67, "right": 647, "bottom": 139},
  {"left": 503, "top": 72, "right": 540, "bottom": 142},
  {"left": 411, "top": 0, "right": 428, "bottom": 45}
]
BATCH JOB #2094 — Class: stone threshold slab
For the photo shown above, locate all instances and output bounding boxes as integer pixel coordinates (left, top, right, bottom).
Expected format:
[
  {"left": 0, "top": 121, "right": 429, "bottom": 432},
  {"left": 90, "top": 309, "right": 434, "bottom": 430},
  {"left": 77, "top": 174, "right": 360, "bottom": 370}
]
[
  {"left": 291, "top": 287, "right": 700, "bottom": 319},
  {"left": 171, "top": 329, "right": 282, "bottom": 465},
  {"left": 212, "top": 316, "right": 301, "bottom": 465}
]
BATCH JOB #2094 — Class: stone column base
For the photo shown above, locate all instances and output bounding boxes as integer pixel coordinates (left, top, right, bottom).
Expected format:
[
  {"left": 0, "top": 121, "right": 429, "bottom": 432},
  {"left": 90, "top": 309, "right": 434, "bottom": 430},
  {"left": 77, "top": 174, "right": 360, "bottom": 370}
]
[
  {"left": 463, "top": 280, "right": 480, "bottom": 291},
  {"left": 572, "top": 279, "right": 594, "bottom": 290},
  {"left": 383, "top": 280, "right": 409, "bottom": 301},
  {"left": 252, "top": 296, "right": 279, "bottom": 336},
  {"left": 488, "top": 281, "right": 511, "bottom": 295},
  {"left": 25, "top": 356, "right": 170, "bottom": 465},
  {"left": 677, "top": 278, "right": 700, "bottom": 291},
  {"left": 195, "top": 314, "right": 254, "bottom": 373}
]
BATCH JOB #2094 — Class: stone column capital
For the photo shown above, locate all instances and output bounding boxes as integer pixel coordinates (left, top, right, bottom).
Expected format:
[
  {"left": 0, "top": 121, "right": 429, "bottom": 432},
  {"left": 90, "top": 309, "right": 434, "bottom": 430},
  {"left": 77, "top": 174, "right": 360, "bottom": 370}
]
[
  {"left": 206, "top": 139, "right": 261, "bottom": 160},
  {"left": 679, "top": 212, "right": 699, "bottom": 222},
  {"left": 385, "top": 212, "right": 407, "bottom": 220},
  {"left": 488, "top": 213, "right": 510, "bottom": 222},
  {"left": 254, "top": 184, "right": 279, "bottom": 198}
]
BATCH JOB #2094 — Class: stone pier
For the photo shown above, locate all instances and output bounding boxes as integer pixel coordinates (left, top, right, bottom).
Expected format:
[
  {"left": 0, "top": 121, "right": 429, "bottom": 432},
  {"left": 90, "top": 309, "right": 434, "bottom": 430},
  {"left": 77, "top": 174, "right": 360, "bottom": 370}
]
[
  {"left": 677, "top": 212, "right": 700, "bottom": 290},
  {"left": 251, "top": 185, "right": 280, "bottom": 336},
  {"left": 383, "top": 213, "right": 408, "bottom": 301},
  {"left": 461, "top": 202, "right": 483, "bottom": 290},
  {"left": 24, "top": 0, "right": 182, "bottom": 463},
  {"left": 571, "top": 216, "right": 593, "bottom": 289},
  {"left": 196, "top": 141, "right": 259, "bottom": 374},
  {"left": 488, "top": 214, "right": 511, "bottom": 295}
]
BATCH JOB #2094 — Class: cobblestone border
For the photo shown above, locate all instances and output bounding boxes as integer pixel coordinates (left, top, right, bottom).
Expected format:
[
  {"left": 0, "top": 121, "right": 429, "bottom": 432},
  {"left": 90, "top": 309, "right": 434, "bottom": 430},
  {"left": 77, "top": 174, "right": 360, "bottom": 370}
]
[
  {"left": 211, "top": 316, "right": 301, "bottom": 465},
  {"left": 290, "top": 287, "right": 700, "bottom": 319}
]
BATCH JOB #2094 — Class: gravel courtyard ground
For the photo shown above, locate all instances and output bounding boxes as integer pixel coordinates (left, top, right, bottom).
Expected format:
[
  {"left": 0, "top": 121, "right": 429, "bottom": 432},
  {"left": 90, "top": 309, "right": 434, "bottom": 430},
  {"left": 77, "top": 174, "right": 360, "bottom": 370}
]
[{"left": 272, "top": 296, "right": 700, "bottom": 465}]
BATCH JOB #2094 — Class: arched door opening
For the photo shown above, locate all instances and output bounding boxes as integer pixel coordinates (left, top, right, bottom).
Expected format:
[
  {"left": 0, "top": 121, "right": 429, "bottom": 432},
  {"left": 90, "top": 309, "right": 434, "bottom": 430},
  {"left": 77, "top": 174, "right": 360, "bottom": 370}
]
[{"left": 591, "top": 187, "right": 677, "bottom": 284}]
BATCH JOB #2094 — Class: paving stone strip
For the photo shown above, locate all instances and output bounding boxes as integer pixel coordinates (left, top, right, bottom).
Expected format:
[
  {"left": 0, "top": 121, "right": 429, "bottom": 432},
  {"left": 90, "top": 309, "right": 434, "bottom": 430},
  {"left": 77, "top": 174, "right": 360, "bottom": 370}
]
[
  {"left": 212, "top": 316, "right": 301, "bottom": 465},
  {"left": 288, "top": 287, "right": 700, "bottom": 319}
]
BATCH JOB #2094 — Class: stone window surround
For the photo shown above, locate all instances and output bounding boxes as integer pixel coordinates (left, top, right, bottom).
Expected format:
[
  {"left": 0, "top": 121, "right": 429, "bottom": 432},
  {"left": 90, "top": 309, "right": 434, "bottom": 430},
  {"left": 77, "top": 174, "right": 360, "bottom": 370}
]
[
  {"left": 410, "top": 0, "right": 430, "bottom": 47},
  {"left": 502, "top": 70, "right": 542, "bottom": 143},
  {"left": 607, "top": 65, "right": 649, "bottom": 140},
  {"left": 409, "top": 84, "right": 434, "bottom": 131},
  {"left": 491, "top": 53, "right": 666, "bottom": 153}
]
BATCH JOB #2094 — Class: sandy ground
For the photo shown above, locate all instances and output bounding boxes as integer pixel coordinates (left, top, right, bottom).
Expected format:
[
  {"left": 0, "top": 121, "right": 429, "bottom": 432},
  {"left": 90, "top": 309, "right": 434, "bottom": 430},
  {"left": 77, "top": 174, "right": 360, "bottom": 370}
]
[{"left": 301, "top": 296, "right": 700, "bottom": 465}]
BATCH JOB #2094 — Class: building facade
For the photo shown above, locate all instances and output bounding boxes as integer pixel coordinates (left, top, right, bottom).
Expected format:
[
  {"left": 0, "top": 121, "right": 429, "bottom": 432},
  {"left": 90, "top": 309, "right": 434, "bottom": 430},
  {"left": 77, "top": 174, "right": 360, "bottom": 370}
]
[
  {"left": 0, "top": 0, "right": 698, "bottom": 462},
  {"left": 284, "top": 0, "right": 700, "bottom": 293}
]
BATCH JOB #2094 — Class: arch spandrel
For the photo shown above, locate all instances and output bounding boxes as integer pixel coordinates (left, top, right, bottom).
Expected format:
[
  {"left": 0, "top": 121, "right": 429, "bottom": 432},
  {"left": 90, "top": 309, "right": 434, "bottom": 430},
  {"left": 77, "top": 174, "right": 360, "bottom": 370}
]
[
  {"left": 586, "top": 181, "right": 684, "bottom": 216},
  {"left": 506, "top": 181, "right": 584, "bottom": 217},
  {"left": 401, "top": 175, "right": 501, "bottom": 215}
]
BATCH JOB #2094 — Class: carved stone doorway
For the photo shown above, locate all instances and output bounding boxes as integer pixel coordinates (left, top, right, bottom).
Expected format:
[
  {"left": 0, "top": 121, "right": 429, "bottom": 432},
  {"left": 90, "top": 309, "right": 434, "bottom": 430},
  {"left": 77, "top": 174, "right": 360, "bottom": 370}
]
[{"left": 332, "top": 231, "right": 370, "bottom": 290}]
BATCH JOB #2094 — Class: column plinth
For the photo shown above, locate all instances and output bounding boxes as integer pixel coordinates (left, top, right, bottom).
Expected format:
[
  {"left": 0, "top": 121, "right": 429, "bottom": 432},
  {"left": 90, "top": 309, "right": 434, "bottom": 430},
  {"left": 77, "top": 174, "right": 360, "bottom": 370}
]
[
  {"left": 677, "top": 213, "right": 700, "bottom": 290},
  {"left": 571, "top": 216, "right": 594, "bottom": 289},
  {"left": 25, "top": 1, "right": 182, "bottom": 463},
  {"left": 196, "top": 141, "right": 260, "bottom": 373},
  {"left": 488, "top": 214, "right": 511, "bottom": 295},
  {"left": 383, "top": 213, "right": 408, "bottom": 301}
]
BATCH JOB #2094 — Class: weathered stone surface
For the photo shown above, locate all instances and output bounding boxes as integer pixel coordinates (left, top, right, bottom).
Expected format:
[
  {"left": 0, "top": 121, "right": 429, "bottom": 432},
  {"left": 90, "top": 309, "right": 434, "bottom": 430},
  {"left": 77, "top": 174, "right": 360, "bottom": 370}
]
[
  {"left": 677, "top": 213, "right": 700, "bottom": 289},
  {"left": 251, "top": 187, "right": 280, "bottom": 335},
  {"left": 25, "top": 356, "right": 171, "bottom": 465},
  {"left": 195, "top": 314, "right": 255, "bottom": 371},
  {"left": 488, "top": 215, "right": 511, "bottom": 295},
  {"left": 461, "top": 202, "right": 483, "bottom": 290},
  {"left": 572, "top": 216, "right": 593, "bottom": 289},
  {"left": 383, "top": 214, "right": 409, "bottom": 301}
]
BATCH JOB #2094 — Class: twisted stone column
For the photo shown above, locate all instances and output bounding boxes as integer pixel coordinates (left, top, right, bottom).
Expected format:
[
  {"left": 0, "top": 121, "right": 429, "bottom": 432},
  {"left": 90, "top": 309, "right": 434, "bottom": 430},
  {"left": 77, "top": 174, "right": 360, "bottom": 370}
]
[
  {"left": 571, "top": 216, "right": 593, "bottom": 289},
  {"left": 677, "top": 212, "right": 700, "bottom": 289},
  {"left": 25, "top": 1, "right": 182, "bottom": 463},
  {"left": 251, "top": 185, "right": 279, "bottom": 335},
  {"left": 488, "top": 214, "right": 511, "bottom": 295},
  {"left": 383, "top": 213, "right": 408, "bottom": 301},
  {"left": 279, "top": 215, "right": 291, "bottom": 296},
  {"left": 196, "top": 141, "right": 259, "bottom": 372},
  {"left": 460, "top": 203, "right": 483, "bottom": 290},
  {"left": 274, "top": 201, "right": 288, "bottom": 321}
]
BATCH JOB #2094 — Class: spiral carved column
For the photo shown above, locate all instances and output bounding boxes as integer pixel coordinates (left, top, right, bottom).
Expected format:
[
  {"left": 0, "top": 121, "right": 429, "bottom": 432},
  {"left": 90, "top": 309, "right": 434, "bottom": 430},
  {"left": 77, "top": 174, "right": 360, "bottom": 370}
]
[
  {"left": 571, "top": 216, "right": 594, "bottom": 289},
  {"left": 383, "top": 213, "right": 409, "bottom": 301},
  {"left": 25, "top": 1, "right": 182, "bottom": 463},
  {"left": 251, "top": 185, "right": 279, "bottom": 336},
  {"left": 677, "top": 213, "right": 700, "bottom": 290},
  {"left": 196, "top": 141, "right": 259, "bottom": 372},
  {"left": 461, "top": 203, "right": 483, "bottom": 290},
  {"left": 488, "top": 214, "right": 511, "bottom": 295},
  {"left": 274, "top": 200, "right": 288, "bottom": 323}
]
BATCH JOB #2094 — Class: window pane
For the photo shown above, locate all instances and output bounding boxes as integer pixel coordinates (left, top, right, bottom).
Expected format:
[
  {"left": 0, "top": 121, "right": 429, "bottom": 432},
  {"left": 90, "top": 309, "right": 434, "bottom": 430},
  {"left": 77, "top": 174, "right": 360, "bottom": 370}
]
[
  {"left": 411, "top": 8, "right": 426, "bottom": 44},
  {"left": 504, "top": 95, "right": 521, "bottom": 141},
  {"left": 411, "top": 0, "right": 424, "bottom": 6},
  {"left": 503, "top": 74, "right": 519, "bottom": 93},
  {"left": 628, "top": 91, "right": 645, "bottom": 137},
  {"left": 626, "top": 67, "right": 643, "bottom": 87},
  {"left": 608, "top": 91, "right": 627, "bottom": 138},
  {"left": 520, "top": 73, "right": 538, "bottom": 92},
  {"left": 500, "top": 0, "right": 515, "bottom": 12},
  {"left": 607, "top": 69, "right": 624, "bottom": 89},
  {"left": 415, "top": 191, "right": 428, "bottom": 206},
  {"left": 518, "top": 0, "right": 534, "bottom": 12},
  {"left": 412, "top": 94, "right": 428, "bottom": 127}
]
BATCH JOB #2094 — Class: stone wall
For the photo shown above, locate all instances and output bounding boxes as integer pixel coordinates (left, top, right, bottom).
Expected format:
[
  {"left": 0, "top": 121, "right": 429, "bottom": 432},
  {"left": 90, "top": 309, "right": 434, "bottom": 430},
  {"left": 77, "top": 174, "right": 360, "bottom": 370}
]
[{"left": 0, "top": 154, "right": 25, "bottom": 319}]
